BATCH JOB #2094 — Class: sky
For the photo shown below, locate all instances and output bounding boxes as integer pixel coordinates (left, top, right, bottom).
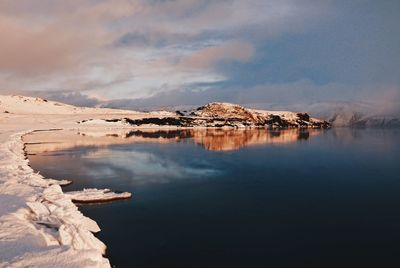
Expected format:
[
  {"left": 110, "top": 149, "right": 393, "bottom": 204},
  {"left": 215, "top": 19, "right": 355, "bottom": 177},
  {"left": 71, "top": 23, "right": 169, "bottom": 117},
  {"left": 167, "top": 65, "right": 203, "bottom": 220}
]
[{"left": 0, "top": 0, "right": 399, "bottom": 112}]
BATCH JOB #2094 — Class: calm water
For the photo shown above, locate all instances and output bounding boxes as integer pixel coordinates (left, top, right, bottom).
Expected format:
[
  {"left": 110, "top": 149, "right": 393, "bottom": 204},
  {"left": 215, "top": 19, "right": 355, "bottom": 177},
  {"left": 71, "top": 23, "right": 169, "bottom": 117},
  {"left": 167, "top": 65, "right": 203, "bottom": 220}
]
[{"left": 27, "top": 129, "right": 400, "bottom": 267}]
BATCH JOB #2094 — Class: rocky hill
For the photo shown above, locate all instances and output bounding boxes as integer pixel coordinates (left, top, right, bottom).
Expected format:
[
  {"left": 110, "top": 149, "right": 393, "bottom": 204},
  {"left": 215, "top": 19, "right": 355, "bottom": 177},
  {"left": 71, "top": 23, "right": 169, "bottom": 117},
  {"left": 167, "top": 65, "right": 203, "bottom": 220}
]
[{"left": 103, "top": 102, "right": 331, "bottom": 129}]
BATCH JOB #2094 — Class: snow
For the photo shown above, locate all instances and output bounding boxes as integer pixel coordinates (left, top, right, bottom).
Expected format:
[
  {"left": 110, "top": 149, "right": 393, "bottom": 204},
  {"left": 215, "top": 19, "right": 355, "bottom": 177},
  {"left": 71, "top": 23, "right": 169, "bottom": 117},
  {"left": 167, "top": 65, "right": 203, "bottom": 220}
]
[
  {"left": 79, "top": 119, "right": 129, "bottom": 126},
  {"left": 45, "top": 179, "right": 73, "bottom": 186},
  {"left": 0, "top": 132, "right": 110, "bottom": 267}
]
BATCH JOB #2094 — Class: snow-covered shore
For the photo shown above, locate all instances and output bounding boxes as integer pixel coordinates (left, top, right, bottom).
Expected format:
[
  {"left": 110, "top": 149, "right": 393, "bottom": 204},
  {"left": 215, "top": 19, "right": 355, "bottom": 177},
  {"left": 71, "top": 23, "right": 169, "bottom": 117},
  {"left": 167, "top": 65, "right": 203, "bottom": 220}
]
[
  {"left": 0, "top": 132, "right": 110, "bottom": 267},
  {"left": 0, "top": 96, "right": 143, "bottom": 267}
]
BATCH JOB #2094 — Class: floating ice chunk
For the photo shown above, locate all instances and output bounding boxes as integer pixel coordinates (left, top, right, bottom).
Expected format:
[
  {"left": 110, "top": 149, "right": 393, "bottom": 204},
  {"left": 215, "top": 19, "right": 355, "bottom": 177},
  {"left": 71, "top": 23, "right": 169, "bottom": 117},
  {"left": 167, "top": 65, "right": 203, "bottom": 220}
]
[{"left": 65, "top": 188, "right": 132, "bottom": 203}]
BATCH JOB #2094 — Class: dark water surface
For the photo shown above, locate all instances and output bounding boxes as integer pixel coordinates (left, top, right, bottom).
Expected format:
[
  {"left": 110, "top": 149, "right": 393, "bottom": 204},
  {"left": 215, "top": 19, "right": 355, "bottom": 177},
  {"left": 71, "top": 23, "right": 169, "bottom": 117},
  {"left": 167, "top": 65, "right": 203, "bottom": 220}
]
[{"left": 27, "top": 129, "right": 400, "bottom": 267}]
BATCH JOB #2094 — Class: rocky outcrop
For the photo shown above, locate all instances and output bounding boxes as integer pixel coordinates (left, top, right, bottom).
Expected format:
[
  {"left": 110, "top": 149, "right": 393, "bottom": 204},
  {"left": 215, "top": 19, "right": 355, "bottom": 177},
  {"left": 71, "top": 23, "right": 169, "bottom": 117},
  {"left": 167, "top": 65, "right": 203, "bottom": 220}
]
[{"left": 119, "top": 102, "right": 331, "bottom": 129}]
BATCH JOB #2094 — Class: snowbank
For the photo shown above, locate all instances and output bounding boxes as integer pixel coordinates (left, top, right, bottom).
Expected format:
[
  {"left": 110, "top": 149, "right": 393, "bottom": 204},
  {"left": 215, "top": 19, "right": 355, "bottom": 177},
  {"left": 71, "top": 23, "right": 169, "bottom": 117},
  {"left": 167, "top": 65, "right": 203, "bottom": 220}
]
[{"left": 0, "top": 132, "right": 110, "bottom": 267}]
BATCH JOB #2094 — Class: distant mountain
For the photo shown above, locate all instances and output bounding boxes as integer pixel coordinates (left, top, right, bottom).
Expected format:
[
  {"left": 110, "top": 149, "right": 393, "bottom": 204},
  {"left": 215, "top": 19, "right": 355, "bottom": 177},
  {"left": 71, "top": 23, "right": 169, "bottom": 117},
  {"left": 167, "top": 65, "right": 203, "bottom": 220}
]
[
  {"left": 330, "top": 113, "right": 400, "bottom": 128},
  {"left": 249, "top": 101, "right": 400, "bottom": 128},
  {"left": 303, "top": 101, "right": 400, "bottom": 128}
]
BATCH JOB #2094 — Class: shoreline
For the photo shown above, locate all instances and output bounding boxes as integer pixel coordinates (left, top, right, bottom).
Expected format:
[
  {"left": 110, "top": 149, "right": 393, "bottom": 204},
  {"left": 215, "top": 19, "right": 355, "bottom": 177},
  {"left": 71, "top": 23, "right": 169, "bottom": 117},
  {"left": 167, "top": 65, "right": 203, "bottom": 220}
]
[{"left": 0, "top": 130, "right": 111, "bottom": 267}]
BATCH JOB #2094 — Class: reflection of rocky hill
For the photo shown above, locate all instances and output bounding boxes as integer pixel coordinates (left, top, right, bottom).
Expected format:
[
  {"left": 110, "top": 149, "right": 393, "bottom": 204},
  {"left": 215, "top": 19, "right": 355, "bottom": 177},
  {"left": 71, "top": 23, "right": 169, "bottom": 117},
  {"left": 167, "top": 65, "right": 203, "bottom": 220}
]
[
  {"left": 24, "top": 128, "right": 326, "bottom": 154},
  {"left": 125, "top": 129, "right": 320, "bottom": 151},
  {"left": 190, "top": 129, "right": 318, "bottom": 151}
]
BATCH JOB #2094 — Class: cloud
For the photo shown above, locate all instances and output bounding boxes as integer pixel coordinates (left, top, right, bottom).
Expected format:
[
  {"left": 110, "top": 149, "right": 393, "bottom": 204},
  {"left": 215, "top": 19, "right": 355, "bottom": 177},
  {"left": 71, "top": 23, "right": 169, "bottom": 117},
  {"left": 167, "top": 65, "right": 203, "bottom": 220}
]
[
  {"left": 0, "top": 0, "right": 398, "bottom": 114},
  {"left": 0, "top": 15, "right": 85, "bottom": 74},
  {"left": 0, "top": 0, "right": 331, "bottom": 98},
  {"left": 179, "top": 42, "right": 255, "bottom": 69},
  {"left": 0, "top": 0, "right": 138, "bottom": 76},
  {"left": 41, "top": 92, "right": 102, "bottom": 107},
  {"left": 0, "top": 88, "right": 102, "bottom": 107}
]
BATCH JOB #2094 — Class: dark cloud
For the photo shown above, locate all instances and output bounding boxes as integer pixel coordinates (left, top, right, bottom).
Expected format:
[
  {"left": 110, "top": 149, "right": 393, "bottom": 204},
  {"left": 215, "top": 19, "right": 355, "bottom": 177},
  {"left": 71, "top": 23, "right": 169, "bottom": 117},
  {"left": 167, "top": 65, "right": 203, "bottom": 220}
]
[
  {"left": 0, "top": 89, "right": 101, "bottom": 107},
  {"left": 41, "top": 92, "right": 101, "bottom": 107}
]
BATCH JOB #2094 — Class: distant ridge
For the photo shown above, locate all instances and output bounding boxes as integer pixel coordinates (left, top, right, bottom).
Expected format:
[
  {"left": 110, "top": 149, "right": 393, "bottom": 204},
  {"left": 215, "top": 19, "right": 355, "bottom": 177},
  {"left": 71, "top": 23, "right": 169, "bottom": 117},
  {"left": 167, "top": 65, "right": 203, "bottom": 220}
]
[{"left": 1, "top": 95, "right": 330, "bottom": 129}]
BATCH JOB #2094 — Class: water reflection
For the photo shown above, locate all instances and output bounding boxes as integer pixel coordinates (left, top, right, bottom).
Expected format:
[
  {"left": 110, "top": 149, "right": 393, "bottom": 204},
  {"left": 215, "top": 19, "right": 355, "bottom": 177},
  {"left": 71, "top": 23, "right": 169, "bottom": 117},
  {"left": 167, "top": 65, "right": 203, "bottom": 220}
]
[
  {"left": 24, "top": 127, "right": 400, "bottom": 267},
  {"left": 80, "top": 148, "right": 219, "bottom": 185},
  {"left": 24, "top": 128, "right": 325, "bottom": 153},
  {"left": 189, "top": 129, "right": 316, "bottom": 151},
  {"left": 25, "top": 129, "right": 326, "bottom": 186}
]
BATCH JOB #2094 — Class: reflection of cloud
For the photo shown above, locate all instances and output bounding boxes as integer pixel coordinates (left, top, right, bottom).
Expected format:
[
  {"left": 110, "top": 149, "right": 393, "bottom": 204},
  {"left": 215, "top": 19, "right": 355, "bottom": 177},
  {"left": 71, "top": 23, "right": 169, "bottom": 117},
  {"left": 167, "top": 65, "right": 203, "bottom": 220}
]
[
  {"left": 25, "top": 128, "right": 328, "bottom": 185},
  {"left": 83, "top": 148, "right": 219, "bottom": 185}
]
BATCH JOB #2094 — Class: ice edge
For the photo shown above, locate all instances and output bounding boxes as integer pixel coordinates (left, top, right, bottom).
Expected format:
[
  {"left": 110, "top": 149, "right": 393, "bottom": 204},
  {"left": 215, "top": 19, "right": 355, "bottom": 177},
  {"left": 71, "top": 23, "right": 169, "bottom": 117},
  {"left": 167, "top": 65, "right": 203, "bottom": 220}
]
[{"left": 0, "top": 131, "right": 111, "bottom": 267}]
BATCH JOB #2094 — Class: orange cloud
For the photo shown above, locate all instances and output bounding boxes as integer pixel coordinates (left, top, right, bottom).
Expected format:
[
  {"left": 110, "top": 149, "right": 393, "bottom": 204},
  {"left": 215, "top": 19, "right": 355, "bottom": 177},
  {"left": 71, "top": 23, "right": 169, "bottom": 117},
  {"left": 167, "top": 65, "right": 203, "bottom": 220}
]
[
  {"left": 0, "top": 16, "right": 86, "bottom": 74},
  {"left": 0, "top": 0, "right": 139, "bottom": 75},
  {"left": 179, "top": 41, "right": 255, "bottom": 69}
]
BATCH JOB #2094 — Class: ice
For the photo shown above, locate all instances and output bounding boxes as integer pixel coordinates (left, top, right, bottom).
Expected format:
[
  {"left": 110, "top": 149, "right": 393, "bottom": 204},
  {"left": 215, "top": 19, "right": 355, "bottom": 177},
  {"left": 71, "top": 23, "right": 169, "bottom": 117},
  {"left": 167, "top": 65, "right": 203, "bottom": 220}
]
[
  {"left": 45, "top": 179, "right": 73, "bottom": 186},
  {"left": 65, "top": 188, "right": 132, "bottom": 203},
  {"left": 0, "top": 133, "right": 110, "bottom": 267}
]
